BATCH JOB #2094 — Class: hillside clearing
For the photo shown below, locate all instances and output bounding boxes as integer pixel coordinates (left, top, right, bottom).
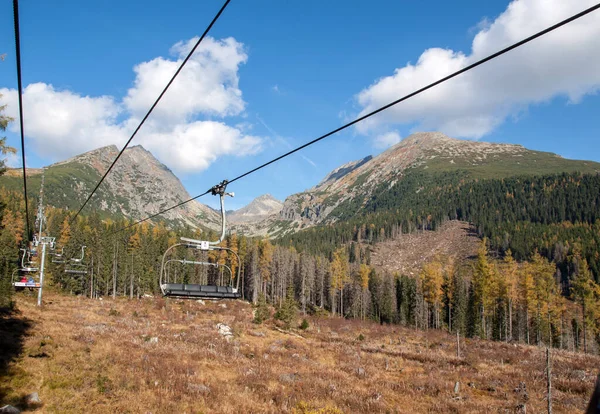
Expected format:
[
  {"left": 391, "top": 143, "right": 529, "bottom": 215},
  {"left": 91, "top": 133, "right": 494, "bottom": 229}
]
[
  {"left": 370, "top": 221, "right": 480, "bottom": 277},
  {"left": 1, "top": 292, "right": 598, "bottom": 413}
]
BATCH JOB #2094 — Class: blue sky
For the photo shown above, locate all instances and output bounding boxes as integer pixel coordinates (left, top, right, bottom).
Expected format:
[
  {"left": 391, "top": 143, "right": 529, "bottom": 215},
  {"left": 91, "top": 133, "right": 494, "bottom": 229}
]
[{"left": 1, "top": 0, "right": 599, "bottom": 210}]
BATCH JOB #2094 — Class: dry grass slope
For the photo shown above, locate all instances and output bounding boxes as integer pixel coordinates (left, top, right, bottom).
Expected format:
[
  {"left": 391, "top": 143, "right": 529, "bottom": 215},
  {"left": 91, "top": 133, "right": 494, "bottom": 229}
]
[
  {"left": 370, "top": 221, "right": 480, "bottom": 277},
  {"left": 1, "top": 292, "right": 599, "bottom": 413}
]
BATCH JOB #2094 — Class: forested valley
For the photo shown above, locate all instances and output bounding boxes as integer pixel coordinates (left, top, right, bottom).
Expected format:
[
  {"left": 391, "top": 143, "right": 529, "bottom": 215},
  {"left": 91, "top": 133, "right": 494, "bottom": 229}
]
[{"left": 1, "top": 169, "right": 600, "bottom": 355}]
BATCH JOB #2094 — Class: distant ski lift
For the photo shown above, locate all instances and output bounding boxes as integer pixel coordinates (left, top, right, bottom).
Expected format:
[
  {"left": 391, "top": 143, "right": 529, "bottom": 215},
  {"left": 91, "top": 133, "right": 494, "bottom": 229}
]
[
  {"left": 65, "top": 246, "right": 88, "bottom": 275},
  {"left": 159, "top": 181, "right": 240, "bottom": 299},
  {"left": 51, "top": 247, "right": 66, "bottom": 264}
]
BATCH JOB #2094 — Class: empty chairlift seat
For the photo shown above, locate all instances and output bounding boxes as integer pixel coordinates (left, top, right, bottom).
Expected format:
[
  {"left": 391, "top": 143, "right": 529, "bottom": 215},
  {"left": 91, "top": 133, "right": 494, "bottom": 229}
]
[
  {"left": 158, "top": 184, "right": 242, "bottom": 301},
  {"left": 162, "top": 283, "right": 240, "bottom": 299}
]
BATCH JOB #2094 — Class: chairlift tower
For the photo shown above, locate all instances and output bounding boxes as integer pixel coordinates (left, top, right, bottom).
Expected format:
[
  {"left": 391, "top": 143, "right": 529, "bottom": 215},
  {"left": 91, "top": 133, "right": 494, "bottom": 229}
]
[
  {"left": 33, "top": 169, "right": 55, "bottom": 307},
  {"left": 34, "top": 235, "right": 54, "bottom": 307}
]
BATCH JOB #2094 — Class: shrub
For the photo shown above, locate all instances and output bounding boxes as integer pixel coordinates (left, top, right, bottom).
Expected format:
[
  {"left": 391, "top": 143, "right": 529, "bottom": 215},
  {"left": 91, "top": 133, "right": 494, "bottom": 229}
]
[
  {"left": 108, "top": 308, "right": 119, "bottom": 316},
  {"left": 274, "top": 287, "right": 297, "bottom": 330},
  {"left": 299, "top": 318, "right": 309, "bottom": 330}
]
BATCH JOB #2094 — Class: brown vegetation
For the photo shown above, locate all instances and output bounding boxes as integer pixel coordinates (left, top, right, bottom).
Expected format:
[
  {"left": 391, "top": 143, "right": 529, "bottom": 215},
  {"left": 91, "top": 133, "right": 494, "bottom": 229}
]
[{"left": 1, "top": 291, "right": 599, "bottom": 413}]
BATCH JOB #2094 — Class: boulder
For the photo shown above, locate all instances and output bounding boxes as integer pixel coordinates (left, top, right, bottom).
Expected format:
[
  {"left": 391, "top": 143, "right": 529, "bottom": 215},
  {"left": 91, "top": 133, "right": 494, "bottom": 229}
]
[
  {"left": 0, "top": 406, "right": 20, "bottom": 413},
  {"left": 216, "top": 323, "right": 233, "bottom": 341},
  {"left": 25, "top": 392, "right": 41, "bottom": 405}
]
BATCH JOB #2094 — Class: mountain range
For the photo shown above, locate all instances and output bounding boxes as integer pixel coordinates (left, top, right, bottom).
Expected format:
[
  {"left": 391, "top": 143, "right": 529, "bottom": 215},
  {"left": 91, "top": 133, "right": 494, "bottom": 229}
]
[{"left": 2, "top": 132, "right": 599, "bottom": 236}]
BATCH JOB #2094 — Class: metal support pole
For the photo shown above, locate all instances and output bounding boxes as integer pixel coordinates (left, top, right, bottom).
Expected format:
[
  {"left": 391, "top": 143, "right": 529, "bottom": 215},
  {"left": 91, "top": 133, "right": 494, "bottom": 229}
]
[{"left": 37, "top": 241, "right": 47, "bottom": 307}]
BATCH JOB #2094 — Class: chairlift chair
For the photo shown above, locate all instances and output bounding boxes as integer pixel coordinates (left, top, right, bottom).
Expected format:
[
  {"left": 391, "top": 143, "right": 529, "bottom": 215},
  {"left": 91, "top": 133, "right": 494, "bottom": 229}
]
[
  {"left": 18, "top": 248, "right": 38, "bottom": 273},
  {"left": 51, "top": 247, "right": 66, "bottom": 264},
  {"left": 12, "top": 249, "right": 41, "bottom": 289},
  {"left": 159, "top": 181, "right": 241, "bottom": 299},
  {"left": 65, "top": 246, "right": 88, "bottom": 275}
]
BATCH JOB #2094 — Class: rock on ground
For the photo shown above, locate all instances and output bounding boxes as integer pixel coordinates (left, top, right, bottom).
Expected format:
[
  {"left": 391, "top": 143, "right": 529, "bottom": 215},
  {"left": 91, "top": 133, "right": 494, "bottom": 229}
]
[
  {"left": 187, "top": 383, "right": 210, "bottom": 394},
  {"left": 279, "top": 373, "right": 298, "bottom": 383},
  {"left": 216, "top": 323, "right": 233, "bottom": 341},
  {"left": 25, "top": 392, "right": 41, "bottom": 404}
]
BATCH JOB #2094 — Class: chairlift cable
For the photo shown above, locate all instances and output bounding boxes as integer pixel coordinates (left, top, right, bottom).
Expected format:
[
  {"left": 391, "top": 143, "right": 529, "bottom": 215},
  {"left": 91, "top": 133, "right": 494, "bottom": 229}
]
[
  {"left": 12, "top": 0, "right": 32, "bottom": 241},
  {"left": 70, "top": 0, "right": 233, "bottom": 224},
  {"left": 226, "top": 2, "right": 600, "bottom": 186},
  {"left": 108, "top": 3, "right": 600, "bottom": 234}
]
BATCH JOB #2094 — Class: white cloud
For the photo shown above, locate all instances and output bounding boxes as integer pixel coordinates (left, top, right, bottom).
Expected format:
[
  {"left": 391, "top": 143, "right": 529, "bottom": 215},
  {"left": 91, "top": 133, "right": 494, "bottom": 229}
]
[
  {"left": 141, "top": 121, "right": 262, "bottom": 173},
  {"left": 0, "top": 36, "right": 262, "bottom": 173},
  {"left": 1, "top": 83, "right": 128, "bottom": 159},
  {"left": 124, "top": 36, "right": 247, "bottom": 123},
  {"left": 356, "top": 0, "right": 600, "bottom": 140},
  {"left": 374, "top": 131, "right": 401, "bottom": 149}
]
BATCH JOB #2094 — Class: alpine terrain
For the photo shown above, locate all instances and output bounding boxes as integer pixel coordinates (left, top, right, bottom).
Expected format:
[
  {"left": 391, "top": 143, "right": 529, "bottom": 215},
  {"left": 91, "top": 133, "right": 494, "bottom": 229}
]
[
  {"left": 0, "top": 145, "right": 221, "bottom": 230},
  {"left": 267, "top": 132, "right": 600, "bottom": 237}
]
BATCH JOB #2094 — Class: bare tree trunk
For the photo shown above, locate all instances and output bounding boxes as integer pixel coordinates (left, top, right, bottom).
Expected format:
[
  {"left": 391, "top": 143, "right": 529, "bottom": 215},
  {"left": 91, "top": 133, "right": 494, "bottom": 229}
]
[
  {"left": 546, "top": 348, "right": 552, "bottom": 414},
  {"left": 90, "top": 257, "right": 94, "bottom": 299},
  {"left": 340, "top": 286, "right": 344, "bottom": 317},
  {"left": 582, "top": 301, "right": 587, "bottom": 354},
  {"left": 509, "top": 298, "right": 513, "bottom": 341},
  {"left": 526, "top": 307, "right": 530, "bottom": 345},
  {"left": 301, "top": 267, "right": 306, "bottom": 316},
  {"left": 112, "top": 242, "right": 118, "bottom": 299},
  {"left": 130, "top": 251, "right": 134, "bottom": 300}
]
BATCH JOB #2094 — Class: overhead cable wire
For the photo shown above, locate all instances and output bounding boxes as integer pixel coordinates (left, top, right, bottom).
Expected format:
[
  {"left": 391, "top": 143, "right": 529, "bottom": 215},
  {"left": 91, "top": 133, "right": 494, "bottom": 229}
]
[
  {"left": 226, "top": 3, "right": 600, "bottom": 186},
  {"left": 110, "top": 190, "right": 212, "bottom": 235},
  {"left": 109, "top": 3, "right": 600, "bottom": 235},
  {"left": 12, "top": 0, "right": 32, "bottom": 242},
  {"left": 70, "top": 0, "right": 232, "bottom": 224}
]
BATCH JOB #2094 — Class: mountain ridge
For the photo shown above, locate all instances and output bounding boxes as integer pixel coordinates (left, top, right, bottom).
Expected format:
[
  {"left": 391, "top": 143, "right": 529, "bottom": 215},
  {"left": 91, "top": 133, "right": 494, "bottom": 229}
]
[
  {"left": 269, "top": 132, "right": 600, "bottom": 237},
  {"left": 1, "top": 144, "right": 221, "bottom": 230},
  {"left": 2, "top": 133, "right": 599, "bottom": 235}
]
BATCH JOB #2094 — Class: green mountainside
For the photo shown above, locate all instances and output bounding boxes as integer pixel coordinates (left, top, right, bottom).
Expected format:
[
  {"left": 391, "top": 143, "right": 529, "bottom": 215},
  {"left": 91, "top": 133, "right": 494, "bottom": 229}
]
[
  {"left": 2, "top": 162, "right": 122, "bottom": 216},
  {"left": 272, "top": 133, "right": 600, "bottom": 282},
  {"left": 0, "top": 145, "right": 221, "bottom": 229},
  {"left": 274, "top": 132, "right": 600, "bottom": 232}
]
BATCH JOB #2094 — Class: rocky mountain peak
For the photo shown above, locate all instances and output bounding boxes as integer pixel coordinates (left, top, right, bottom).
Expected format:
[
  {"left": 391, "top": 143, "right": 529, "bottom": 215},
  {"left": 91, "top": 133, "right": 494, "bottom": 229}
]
[
  {"left": 229, "top": 194, "right": 283, "bottom": 224},
  {"left": 399, "top": 131, "right": 451, "bottom": 146},
  {"left": 256, "top": 194, "right": 278, "bottom": 202},
  {"left": 29, "top": 144, "right": 221, "bottom": 230}
]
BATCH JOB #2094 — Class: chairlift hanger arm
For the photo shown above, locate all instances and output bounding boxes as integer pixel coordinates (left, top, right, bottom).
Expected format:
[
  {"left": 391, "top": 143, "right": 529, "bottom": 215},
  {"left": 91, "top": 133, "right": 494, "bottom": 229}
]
[{"left": 181, "top": 180, "right": 234, "bottom": 247}]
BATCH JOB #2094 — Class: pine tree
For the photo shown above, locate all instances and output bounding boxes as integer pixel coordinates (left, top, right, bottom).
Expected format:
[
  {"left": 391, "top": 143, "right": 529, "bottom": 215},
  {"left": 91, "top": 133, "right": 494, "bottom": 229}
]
[
  {"left": 421, "top": 258, "right": 444, "bottom": 329},
  {"left": 471, "top": 239, "right": 493, "bottom": 338},
  {"left": 259, "top": 239, "right": 273, "bottom": 299},
  {"left": 571, "top": 258, "right": 595, "bottom": 353},
  {"left": 274, "top": 286, "right": 297, "bottom": 329}
]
